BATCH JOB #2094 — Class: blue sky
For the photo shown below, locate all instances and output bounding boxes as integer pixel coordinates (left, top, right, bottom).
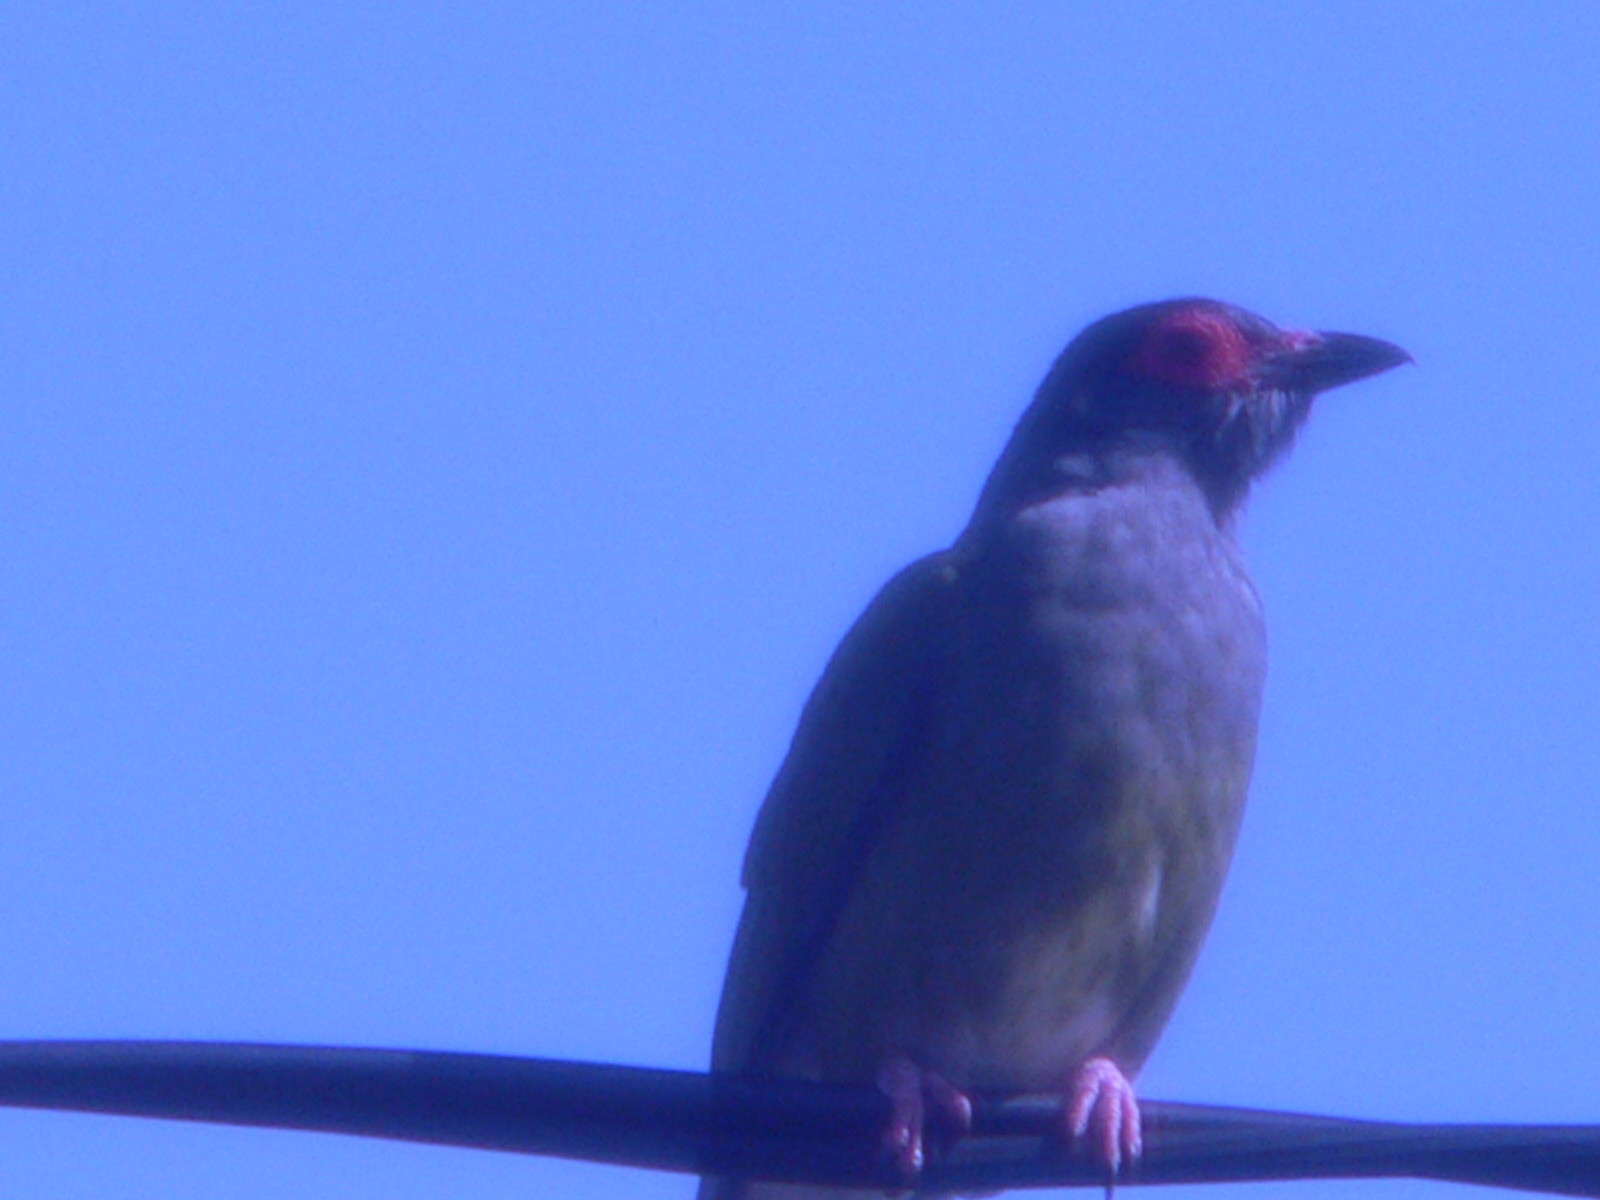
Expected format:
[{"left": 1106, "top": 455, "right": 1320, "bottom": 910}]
[{"left": 2, "top": 5, "right": 1598, "bottom": 1198}]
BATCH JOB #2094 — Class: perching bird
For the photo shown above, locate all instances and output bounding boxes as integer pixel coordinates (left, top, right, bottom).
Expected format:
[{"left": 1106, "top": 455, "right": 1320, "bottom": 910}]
[{"left": 700, "top": 299, "right": 1410, "bottom": 1200}]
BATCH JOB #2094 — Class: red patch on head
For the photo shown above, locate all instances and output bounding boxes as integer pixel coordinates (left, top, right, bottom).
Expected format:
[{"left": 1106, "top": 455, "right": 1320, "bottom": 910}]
[{"left": 1127, "top": 309, "right": 1253, "bottom": 390}]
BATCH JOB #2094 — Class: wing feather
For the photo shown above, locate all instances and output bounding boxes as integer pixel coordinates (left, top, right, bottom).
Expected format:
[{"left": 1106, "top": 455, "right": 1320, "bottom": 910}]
[{"left": 709, "top": 551, "right": 962, "bottom": 1074}]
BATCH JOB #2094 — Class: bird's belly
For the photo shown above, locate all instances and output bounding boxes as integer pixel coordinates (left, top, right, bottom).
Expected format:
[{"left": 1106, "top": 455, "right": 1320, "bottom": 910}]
[{"left": 799, "top": 589, "right": 1259, "bottom": 1089}]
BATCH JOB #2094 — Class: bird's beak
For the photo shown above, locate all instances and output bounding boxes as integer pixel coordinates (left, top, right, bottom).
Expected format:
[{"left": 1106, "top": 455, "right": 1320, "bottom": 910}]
[{"left": 1264, "top": 331, "right": 1413, "bottom": 394}]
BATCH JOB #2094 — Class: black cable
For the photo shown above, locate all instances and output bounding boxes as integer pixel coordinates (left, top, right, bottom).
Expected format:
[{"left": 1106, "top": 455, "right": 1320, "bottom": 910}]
[{"left": 0, "top": 1040, "right": 1595, "bottom": 1195}]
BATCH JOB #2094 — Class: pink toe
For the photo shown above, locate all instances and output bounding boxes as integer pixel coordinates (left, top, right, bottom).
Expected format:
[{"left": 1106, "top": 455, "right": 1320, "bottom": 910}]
[
  {"left": 875, "top": 1055, "right": 974, "bottom": 1181},
  {"left": 1062, "top": 1056, "right": 1142, "bottom": 1174}
]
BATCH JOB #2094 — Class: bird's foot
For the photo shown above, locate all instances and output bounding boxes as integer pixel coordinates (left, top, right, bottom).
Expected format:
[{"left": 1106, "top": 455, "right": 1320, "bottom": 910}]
[
  {"left": 1061, "top": 1056, "right": 1142, "bottom": 1177},
  {"left": 876, "top": 1055, "right": 974, "bottom": 1183}
]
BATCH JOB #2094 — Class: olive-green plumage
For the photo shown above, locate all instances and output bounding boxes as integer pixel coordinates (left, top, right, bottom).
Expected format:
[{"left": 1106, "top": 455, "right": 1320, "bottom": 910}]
[{"left": 701, "top": 300, "right": 1409, "bottom": 1200}]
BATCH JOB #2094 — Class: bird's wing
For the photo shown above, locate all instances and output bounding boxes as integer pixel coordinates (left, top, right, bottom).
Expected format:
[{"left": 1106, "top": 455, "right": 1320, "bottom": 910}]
[{"left": 710, "top": 550, "right": 962, "bottom": 1074}]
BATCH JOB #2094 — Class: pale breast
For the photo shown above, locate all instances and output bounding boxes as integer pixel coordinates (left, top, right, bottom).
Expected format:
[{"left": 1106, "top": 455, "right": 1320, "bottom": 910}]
[{"left": 798, "top": 467, "right": 1266, "bottom": 1087}]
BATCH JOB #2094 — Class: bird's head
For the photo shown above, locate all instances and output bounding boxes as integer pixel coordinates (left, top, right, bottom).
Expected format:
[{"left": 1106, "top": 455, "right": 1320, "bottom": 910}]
[{"left": 981, "top": 298, "right": 1411, "bottom": 518}]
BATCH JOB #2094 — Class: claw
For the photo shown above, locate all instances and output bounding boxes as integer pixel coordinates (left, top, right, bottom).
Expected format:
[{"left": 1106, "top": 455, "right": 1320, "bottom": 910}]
[
  {"left": 1062, "top": 1056, "right": 1142, "bottom": 1177},
  {"left": 876, "top": 1056, "right": 974, "bottom": 1184}
]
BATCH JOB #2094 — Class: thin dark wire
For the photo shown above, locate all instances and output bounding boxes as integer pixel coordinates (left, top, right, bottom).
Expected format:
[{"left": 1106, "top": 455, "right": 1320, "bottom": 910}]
[{"left": 0, "top": 1040, "right": 1596, "bottom": 1195}]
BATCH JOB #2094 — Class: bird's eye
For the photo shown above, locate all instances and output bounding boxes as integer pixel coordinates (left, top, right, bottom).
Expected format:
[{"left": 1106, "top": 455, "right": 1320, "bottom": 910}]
[{"left": 1128, "top": 311, "right": 1250, "bottom": 390}]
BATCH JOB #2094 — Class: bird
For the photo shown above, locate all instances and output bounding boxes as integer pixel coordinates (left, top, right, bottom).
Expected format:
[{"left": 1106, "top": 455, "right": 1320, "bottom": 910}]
[{"left": 699, "top": 298, "right": 1411, "bottom": 1200}]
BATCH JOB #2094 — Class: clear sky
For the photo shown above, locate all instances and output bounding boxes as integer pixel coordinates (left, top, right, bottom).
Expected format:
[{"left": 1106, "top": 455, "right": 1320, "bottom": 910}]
[{"left": 2, "top": 5, "right": 1598, "bottom": 1199}]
